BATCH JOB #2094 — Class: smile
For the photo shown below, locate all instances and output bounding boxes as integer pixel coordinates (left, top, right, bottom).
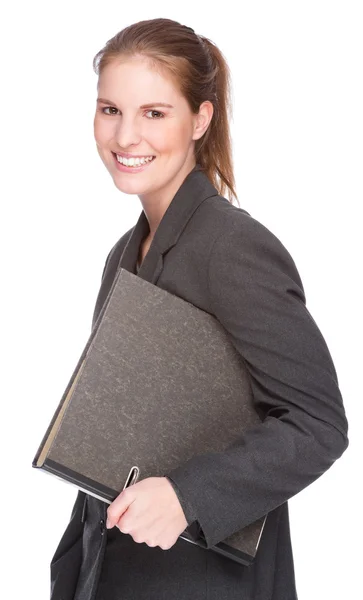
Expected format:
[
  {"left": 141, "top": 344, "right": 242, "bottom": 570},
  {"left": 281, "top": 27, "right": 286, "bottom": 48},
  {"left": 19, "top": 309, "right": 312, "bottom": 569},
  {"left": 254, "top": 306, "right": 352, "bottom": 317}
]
[{"left": 112, "top": 152, "right": 156, "bottom": 173}]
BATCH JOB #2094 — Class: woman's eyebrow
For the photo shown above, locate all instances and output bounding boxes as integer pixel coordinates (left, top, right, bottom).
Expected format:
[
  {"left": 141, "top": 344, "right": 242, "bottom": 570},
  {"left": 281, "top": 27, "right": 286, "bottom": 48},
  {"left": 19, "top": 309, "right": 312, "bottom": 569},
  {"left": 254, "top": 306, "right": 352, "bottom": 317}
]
[{"left": 97, "top": 98, "right": 174, "bottom": 109}]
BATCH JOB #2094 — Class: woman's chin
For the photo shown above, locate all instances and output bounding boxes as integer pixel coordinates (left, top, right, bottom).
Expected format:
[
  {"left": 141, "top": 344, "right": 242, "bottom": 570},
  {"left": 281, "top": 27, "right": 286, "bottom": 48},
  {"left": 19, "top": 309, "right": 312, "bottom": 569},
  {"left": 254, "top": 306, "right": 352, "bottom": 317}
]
[{"left": 112, "top": 177, "right": 149, "bottom": 195}]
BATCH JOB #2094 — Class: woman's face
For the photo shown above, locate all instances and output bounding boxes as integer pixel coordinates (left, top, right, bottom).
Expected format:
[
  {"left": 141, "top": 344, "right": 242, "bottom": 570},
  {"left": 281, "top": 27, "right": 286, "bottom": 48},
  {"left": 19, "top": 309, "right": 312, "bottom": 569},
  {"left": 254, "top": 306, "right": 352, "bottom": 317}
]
[{"left": 94, "top": 56, "right": 212, "bottom": 204}]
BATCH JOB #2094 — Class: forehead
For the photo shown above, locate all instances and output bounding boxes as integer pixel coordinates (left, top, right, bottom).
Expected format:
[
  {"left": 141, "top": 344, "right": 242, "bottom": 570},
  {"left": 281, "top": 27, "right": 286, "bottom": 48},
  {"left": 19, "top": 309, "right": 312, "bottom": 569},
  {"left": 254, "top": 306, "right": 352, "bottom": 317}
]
[{"left": 98, "top": 57, "right": 182, "bottom": 102}]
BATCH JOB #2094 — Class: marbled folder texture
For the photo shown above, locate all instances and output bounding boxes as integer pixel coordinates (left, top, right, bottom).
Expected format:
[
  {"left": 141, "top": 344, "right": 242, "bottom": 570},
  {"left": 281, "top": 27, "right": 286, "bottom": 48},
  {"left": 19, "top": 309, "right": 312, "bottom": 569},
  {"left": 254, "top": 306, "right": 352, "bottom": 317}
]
[{"left": 36, "top": 267, "right": 266, "bottom": 561}]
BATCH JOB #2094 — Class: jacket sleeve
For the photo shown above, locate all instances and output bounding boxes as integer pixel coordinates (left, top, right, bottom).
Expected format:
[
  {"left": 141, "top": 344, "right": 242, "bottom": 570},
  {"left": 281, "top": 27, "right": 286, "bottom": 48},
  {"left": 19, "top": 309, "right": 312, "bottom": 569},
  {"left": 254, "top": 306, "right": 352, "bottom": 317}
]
[
  {"left": 166, "top": 211, "right": 349, "bottom": 549},
  {"left": 165, "top": 476, "right": 198, "bottom": 526}
]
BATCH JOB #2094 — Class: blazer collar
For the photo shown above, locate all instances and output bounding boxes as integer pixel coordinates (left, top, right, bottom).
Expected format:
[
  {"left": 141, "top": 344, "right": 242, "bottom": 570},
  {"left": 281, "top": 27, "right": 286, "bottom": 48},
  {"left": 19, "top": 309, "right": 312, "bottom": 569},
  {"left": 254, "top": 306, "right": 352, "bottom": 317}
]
[{"left": 117, "top": 164, "right": 219, "bottom": 284}]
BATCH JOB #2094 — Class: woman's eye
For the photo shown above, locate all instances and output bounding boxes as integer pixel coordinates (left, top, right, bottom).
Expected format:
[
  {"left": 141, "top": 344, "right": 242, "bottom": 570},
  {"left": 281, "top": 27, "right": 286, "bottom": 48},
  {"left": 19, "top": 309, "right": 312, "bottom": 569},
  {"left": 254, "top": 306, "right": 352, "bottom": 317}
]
[
  {"left": 145, "top": 110, "right": 164, "bottom": 119},
  {"left": 102, "top": 107, "right": 120, "bottom": 115}
]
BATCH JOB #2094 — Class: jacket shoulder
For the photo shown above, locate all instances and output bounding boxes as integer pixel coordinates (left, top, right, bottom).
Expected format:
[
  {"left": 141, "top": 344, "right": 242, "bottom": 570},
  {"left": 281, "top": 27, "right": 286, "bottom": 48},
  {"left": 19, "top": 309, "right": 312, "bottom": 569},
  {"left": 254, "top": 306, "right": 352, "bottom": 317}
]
[
  {"left": 203, "top": 196, "right": 304, "bottom": 292},
  {"left": 204, "top": 195, "right": 284, "bottom": 247}
]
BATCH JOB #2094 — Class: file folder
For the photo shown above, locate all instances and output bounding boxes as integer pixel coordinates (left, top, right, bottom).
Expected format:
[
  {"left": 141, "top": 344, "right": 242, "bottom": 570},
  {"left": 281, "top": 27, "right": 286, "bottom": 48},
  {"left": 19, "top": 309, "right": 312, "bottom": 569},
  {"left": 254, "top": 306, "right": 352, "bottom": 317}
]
[{"left": 33, "top": 267, "right": 267, "bottom": 565}]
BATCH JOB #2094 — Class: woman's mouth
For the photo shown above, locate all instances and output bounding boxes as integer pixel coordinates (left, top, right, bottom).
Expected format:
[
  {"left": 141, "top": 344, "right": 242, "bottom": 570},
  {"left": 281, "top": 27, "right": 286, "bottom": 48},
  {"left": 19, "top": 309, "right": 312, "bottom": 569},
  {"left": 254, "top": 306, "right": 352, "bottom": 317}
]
[{"left": 112, "top": 153, "right": 156, "bottom": 173}]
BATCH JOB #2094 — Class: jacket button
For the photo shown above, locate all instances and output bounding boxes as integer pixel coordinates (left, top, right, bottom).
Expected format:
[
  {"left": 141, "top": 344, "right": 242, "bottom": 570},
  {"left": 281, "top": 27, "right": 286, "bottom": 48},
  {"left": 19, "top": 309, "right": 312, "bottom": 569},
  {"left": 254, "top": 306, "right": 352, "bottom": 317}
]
[{"left": 100, "top": 519, "right": 105, "bottom": 535}]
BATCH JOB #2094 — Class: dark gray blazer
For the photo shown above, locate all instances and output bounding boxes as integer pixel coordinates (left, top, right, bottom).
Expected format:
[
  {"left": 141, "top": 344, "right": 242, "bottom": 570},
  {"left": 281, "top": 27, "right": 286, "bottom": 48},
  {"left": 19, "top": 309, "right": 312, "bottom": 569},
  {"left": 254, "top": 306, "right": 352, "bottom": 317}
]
[{"left": 49, "top": 164, "right": 349, "bottom": 600}]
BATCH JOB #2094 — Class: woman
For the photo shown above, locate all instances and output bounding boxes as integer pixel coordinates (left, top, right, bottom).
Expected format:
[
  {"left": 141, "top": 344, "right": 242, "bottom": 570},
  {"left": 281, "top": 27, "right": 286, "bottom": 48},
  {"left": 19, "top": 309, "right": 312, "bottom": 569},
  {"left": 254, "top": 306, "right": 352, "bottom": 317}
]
[{"left": 50, "top": 18, "right": 349, "bottom": 600}]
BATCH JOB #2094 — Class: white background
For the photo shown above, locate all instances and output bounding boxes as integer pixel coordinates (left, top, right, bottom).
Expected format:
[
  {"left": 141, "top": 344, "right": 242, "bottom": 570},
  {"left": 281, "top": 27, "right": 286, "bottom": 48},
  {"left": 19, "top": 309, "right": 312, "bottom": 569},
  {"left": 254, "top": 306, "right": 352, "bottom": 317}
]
[{"left": 1, "top": 1, "right": 361, "bottom": 599}]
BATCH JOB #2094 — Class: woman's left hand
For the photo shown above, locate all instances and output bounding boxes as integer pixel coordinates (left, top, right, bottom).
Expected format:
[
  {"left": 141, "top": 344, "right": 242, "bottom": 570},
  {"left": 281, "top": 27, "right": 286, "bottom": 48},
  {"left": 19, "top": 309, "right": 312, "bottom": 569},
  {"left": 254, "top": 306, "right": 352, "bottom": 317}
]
[{"left": 106, "top": 476, "right": 188, "bottom": 550}]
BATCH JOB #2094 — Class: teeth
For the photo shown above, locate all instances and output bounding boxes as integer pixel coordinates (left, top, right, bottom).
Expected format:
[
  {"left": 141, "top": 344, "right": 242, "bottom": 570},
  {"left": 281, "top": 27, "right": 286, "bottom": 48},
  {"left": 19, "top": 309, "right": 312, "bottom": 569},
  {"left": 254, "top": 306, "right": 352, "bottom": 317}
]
[{"left": 116, "top": 155, "right": 154, "bottom": 167}]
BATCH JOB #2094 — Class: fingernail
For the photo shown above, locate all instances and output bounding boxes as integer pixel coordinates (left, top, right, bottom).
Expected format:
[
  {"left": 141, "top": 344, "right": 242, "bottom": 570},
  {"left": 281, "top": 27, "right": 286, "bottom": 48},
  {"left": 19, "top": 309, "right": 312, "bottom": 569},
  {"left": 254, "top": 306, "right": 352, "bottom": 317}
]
[{"left": 106, "top": 518, "right": 112, "bottom": 528}]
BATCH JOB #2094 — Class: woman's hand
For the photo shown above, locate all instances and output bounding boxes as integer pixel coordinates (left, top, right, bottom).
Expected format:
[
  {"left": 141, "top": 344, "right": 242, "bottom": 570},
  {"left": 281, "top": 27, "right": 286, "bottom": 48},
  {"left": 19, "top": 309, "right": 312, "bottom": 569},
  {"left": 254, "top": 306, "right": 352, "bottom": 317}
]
[{"left": 106, "top": 476, "right": 188, "bottom": 550}]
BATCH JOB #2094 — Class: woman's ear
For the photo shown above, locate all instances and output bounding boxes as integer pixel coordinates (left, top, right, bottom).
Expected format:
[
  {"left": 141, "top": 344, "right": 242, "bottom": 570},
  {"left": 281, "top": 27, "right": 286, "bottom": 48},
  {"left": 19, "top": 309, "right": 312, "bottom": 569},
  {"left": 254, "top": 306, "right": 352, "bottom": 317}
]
[{"left": 193, "top": 101, "right": 214, "bottom": 141}]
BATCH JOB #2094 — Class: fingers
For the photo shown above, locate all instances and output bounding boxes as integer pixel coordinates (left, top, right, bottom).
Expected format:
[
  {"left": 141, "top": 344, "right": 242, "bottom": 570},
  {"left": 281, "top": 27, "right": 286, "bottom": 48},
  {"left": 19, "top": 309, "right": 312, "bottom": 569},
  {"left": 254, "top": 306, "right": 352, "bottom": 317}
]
[{"left": 106, "top": 488, "right": 133, "bottom": 528}]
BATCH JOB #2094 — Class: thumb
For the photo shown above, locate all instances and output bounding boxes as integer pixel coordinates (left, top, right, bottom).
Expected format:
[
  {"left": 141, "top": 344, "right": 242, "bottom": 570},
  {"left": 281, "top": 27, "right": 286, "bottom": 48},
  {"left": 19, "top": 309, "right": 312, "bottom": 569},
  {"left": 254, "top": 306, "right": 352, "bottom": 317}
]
[{"left": 106, "top": 488, "right": 133, "bottom": 528}]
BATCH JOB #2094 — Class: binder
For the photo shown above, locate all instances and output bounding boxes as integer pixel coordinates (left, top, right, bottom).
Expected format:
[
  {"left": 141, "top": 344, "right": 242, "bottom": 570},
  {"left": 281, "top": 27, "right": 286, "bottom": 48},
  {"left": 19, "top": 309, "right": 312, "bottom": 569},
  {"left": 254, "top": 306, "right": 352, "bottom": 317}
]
[{"left": 32, "top": 267, "right": 267, "bottom": 566}]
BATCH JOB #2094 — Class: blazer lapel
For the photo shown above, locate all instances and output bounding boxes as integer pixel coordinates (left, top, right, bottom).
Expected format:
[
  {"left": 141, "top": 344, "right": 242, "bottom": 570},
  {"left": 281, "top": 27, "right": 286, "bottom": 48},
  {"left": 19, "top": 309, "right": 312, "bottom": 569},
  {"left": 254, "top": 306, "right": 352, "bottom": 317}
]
[
  {"left": 91, "top": 164, "right": 219, "bottom": 329},
  {"left": 117, "top": 163, "right": 218, "bottom": 285}
]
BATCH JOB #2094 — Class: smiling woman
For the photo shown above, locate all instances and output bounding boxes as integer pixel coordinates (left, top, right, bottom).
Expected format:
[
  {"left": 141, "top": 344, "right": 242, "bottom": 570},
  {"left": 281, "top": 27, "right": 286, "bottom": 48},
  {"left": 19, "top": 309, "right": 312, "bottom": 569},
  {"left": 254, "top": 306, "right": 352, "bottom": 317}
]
[
  {"left": 92, "top": 53, "right": 216, "bottom": 206},
  {"left": 46, "top": 15, "right": 349, "bottom": 600}
]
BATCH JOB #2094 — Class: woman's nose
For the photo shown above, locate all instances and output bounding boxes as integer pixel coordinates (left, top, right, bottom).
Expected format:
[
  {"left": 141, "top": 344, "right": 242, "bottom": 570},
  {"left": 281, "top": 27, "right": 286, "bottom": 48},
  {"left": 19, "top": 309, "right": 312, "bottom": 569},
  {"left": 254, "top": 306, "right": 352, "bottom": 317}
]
[{"left": 114, "top": 118, "right": 142, "bottom": 148}]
